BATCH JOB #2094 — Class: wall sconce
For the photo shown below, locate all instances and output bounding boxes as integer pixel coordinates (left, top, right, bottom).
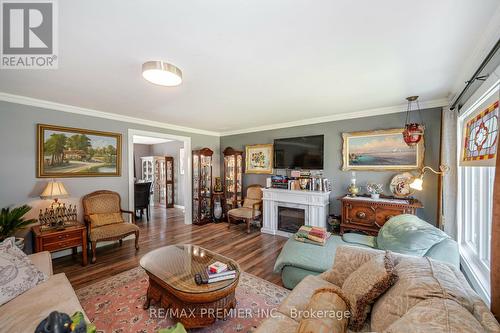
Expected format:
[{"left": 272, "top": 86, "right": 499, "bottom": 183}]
[{"left": 410, "top": 165, "right": 450, "bottom": 191}]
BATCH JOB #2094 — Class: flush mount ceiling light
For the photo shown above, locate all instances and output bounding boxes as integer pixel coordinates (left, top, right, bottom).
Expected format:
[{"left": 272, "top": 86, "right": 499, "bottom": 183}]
[{"left": 142, "top": 61, "right": 182, "bottom": 87}]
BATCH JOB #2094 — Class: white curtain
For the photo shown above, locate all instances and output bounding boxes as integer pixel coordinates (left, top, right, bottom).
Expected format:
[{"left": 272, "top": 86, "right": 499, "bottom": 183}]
[{"left": 441, "top": 107, "right": 458, "bottom": 239}]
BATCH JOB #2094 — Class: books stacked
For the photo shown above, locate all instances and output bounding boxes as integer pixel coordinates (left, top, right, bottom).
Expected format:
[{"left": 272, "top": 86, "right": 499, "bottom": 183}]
[
  {"left": 205, "top": 261, "right": 236, "bottom": 283},
  {"left": 294, "top": 226, "right": 331, "bottom": 246}
]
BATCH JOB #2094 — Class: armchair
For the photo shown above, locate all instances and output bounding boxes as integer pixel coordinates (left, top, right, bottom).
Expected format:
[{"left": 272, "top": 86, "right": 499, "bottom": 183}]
[
  {"left": 82, "top": 190, "right": 139, "bottom": 263},
  {"left": 227, "top": 184, "right": 263, "bottom": 233}
]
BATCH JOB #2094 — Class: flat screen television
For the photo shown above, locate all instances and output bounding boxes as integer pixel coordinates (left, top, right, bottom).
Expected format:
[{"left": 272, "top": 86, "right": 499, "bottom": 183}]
[{"left": 274, "top": 135, "right": 324, "bottom": 170}]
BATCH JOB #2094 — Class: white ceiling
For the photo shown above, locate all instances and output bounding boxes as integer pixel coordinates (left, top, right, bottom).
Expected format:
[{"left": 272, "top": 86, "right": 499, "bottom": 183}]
[
  {"left": 132, "top": 135, "right": 172, "bottom": 145},
  {"left": 1, "top": 0, "right": 499, "bottom": 134}
]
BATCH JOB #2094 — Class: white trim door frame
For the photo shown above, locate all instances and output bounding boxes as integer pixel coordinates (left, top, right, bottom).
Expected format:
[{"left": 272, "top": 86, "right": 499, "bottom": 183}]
[{"left": 127, "top": 129, "right": 192, "bottom": 225}]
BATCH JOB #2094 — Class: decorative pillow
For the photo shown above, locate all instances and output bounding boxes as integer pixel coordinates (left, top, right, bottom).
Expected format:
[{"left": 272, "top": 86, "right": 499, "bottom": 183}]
[
  {"left": 0, "top": 237, "right": 47, "bottom": 306},
  {"left": 89, "top": 212, "right": 124, "bottom": 227},
  {"left": 377, "top": 214, "right": 450, "bottom": 256},
  {"left": 370, "top": 256, "right": 473, "bottom": 332},
  {"left": 297, "top": 287, "right": 351, "bottom": 333},
  {"left": 341, "top": 251, "right": 397, "bottom": 331},
  {"left": 320, "top": 246, "right": 381, "bottom": 287}
]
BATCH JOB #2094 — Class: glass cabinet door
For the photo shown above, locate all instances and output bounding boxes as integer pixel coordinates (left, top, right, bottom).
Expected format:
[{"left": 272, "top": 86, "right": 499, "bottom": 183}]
[{"left": 165, "top": 157, "right": 174, "bottom": 208}]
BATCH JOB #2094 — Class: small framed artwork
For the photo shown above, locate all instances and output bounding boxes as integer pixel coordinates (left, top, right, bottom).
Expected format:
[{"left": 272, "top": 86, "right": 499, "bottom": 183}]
[
  {"left": 245, "top": 144, "right": 273, "bottom": 174},
  {"left": 37, "top": 124, "right": 122, "bottom": 178},
  {"left": 342, "top": 128, "right": 424, "bottom": 171}
]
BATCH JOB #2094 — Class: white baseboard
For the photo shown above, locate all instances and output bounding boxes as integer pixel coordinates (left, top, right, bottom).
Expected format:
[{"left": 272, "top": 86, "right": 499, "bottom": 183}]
[{"left": 174, "top": 205, "right": 185, "bottom": 210}]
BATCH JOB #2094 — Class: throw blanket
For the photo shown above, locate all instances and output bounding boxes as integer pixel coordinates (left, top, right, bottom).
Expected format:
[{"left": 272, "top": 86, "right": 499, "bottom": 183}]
[{"left": 294, "top": 226, "right": 331, "bottom": 246}]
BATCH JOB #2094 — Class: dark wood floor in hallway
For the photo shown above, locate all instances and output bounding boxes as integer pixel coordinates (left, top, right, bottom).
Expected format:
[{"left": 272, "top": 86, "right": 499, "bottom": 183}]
[{"left": 53, "top": 207, "right": 288, "bottom": 289}]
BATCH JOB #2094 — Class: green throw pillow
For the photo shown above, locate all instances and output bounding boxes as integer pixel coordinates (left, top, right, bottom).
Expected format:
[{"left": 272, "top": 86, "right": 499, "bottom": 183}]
[
  {"left": 377, "top": 214, "right": 450, "bottom": 256},
  {"left": 342, "top": 232, "right": 377, "bottom": 248}
]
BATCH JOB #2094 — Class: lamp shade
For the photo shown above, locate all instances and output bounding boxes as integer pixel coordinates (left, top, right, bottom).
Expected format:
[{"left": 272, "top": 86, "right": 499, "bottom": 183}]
[
  {"left": 40, "top": 181, "right": 69, "bottom": 199},
  {"left": 409, "top": 177, "right": 424, "bottom": 191}
]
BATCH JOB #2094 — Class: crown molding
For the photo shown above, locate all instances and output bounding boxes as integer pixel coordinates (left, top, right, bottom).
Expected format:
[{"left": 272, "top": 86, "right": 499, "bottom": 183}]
[
  {"left": 219, "top": 98, "right": 449, "bottom": 136},
  {"left": 0, "top": 92, "right": 449, "bottom": 137},
  {"left": 0, "top": 92, "right": 221, "bottom": 137}
]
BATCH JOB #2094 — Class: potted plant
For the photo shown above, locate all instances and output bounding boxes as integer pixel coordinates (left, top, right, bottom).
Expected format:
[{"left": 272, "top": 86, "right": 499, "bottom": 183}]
[
  {"left": 0, "top": 204, "right": 36, "bottom": 249},
  {"left": 366, "top": 183, "right": 384, "bottom": 200}
]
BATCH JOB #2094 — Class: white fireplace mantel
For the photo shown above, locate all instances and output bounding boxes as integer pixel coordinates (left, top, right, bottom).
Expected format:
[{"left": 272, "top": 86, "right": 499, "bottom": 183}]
[{"left": 261, "top": 188, "right": 331, "bottom": 237}]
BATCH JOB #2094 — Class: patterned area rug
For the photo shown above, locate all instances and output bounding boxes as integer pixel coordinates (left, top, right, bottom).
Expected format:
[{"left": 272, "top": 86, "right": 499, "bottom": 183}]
[{"left": 76, "top": 267, "right": 289, "bottom": 333}]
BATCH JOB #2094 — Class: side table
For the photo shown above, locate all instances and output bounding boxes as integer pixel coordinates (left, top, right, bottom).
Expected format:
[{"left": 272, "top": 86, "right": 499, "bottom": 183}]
[{"left": 32, "top": 224, "right": 88, "bottom": 266}]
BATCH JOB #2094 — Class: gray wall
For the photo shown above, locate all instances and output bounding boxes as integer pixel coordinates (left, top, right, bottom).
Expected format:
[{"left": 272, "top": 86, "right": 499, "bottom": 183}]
[
  {"left": 0, "top": 101, "right": 220, "bottom": 222},
  {"left": 221, "top": 108, "right": 442, "bottom": 225},
  {"left": 133, "top": 143, "right": 152, "bottom": 179},
  {"left": 151, "top": 141, "right": 185, "bottom": 206}
]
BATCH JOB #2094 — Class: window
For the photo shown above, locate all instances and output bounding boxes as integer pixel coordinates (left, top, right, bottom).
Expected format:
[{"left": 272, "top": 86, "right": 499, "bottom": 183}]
[{"left": 457, "top": 81, "right": 499, "bottom": 303}]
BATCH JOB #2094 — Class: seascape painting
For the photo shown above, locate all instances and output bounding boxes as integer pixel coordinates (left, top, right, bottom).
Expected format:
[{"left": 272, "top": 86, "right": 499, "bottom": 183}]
[
  {"left": 37, "top": 124, "right": 122, "bottom": 177},
  {"left": 342, "top": 128, "right": 424, "bottom": 171}
]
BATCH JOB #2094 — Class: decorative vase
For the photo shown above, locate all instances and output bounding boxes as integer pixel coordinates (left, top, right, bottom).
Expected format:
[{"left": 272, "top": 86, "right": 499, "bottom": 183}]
[
  {"left": 371, "top": 193, "right": 380, "bottom": 200},
  {"left": 213, "top": 202, "right": 222, "bottom": 220}
]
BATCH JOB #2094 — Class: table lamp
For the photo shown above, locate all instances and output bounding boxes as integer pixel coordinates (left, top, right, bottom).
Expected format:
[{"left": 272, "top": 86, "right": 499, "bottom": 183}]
[
  {"left": 410, "top": 165, "right": 450, "bottom": 191},
  {"left": 40, "top": 180, "right": 69, "bottom": 207}
]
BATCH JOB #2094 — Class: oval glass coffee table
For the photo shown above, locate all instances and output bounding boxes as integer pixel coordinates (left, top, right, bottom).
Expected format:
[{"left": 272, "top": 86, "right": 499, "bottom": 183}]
[{"left": 140, "top": 244, "right": 241, "bottom": 328}]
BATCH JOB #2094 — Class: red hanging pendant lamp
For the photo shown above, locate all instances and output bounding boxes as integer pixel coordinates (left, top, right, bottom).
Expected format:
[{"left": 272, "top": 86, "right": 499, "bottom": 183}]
[{"left": 403, "top": 96, "right": 425, "bottom": 146}]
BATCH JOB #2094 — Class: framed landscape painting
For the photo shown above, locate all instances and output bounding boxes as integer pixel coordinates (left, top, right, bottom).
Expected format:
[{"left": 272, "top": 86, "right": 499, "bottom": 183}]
[
  {"left": 37, "top": 124, "right": 122, "bottom": 177},
  {"left": 245, "top": 144, "right": 273, "bottom": 174},
  {"left": 342, "top": 128, "right": 424, "bottom": 171}
]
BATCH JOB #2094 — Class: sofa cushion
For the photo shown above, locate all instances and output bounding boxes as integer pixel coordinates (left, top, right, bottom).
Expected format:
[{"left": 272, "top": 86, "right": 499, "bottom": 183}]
[
  {"left": 89, "top": 222, "right": 139, "bottom": 241},
  {"left": 383, "top": 298, "right": 485, "bottom": 333},
  {"left": 0, "top": 273, "right": 87, "bottom": 332},
  {"left": 377, "top": 214, "right": 450, "bottom": 256},
  {"left": 371, "top": 256, "right": 473, "bottom": 332},
  {"left": 89, "top": 212, "right": 124, "bottom": 227},
  {"left": 253, "top": 312, "right": 299, "bottom": 333},
  {"left": 0, "top": 237, "right": 47, "bottom": 306},
  {"left": 278, "top": 274, "right": 335, "bottom": 320},
  {"left": 297, "top": 287, "right": 350, "bottom": 333},
  {"left": 28, "top": 251, "right": 53, "bottom": 277},
  {"left": 342, "top": 251, "right": 397, "bottom": 331}
]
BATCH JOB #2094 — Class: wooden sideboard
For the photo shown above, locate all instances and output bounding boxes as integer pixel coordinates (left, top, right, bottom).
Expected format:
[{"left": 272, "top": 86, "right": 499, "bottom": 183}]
[{"left": 339, "top": 196, "right": 423, "bottom": 236}]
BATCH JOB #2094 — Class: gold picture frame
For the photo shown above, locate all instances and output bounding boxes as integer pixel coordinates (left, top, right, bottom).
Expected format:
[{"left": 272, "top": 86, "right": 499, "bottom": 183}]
[
  {"left": 37, "top": 124, "right": 122, "bottom": 178},
  {"left": 342, "top": 128, "right": 424, "bottom": 171},
  {"left": 245, "top": 144, "right": 274, "bottom": 174}
]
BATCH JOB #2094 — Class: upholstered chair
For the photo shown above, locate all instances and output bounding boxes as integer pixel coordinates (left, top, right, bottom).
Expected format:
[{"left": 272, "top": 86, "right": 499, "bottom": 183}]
[
  {"left": 227, "top": 184, "right": 263, "bottom": 233},
  {"left": 82, "top": 190, "right": 139, "bottom": 263}
]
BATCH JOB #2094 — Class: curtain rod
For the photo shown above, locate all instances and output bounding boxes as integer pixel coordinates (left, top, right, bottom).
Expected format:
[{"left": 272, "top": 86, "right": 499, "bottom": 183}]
[{"left": 450, "top": 38, "right": 500, "bottom": 111}]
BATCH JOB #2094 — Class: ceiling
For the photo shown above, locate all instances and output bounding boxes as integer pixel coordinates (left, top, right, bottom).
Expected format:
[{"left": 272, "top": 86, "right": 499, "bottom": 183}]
[
  {"left": 132, "top": 135, "right": 172, "bottom": 145},
  {"left": 1, "top": 0, "right": 499, "bottom": 134}
]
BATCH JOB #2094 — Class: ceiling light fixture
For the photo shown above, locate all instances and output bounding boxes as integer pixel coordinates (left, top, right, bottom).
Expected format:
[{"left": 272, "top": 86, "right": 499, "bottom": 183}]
[{"left": 142, "top": 61, "right": 182, "bottom": 87}]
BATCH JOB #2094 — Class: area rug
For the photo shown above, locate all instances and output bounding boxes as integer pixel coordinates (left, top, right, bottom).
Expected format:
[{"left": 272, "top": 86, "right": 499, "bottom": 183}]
[{"left": 76, "top": 267, "right": 289, "bottom": 333}]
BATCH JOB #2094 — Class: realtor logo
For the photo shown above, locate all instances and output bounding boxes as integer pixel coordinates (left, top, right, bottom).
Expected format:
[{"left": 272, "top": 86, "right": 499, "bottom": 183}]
[{"left": 1, "top": 0, "right": 58, "bottom": 68}]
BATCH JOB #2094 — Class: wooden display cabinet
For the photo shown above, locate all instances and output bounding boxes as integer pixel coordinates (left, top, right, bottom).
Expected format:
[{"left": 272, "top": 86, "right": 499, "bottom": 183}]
[
  {"left": 223, "top": 147, "right": 243, "bottom": 212},
  {"left": 192, "top": 148, "right": 213, "bottom": 224}
]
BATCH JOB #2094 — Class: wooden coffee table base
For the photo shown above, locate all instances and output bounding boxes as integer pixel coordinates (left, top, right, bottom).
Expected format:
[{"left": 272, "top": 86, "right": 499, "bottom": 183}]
[{"left": 143, "top": 276, "right": 238, "bottom": 328}]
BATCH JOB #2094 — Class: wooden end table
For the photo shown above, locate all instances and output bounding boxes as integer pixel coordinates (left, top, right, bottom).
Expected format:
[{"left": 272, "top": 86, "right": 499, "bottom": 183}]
[
  {"left": 32, "top": 224, "right": 88, "bottom": 266},
  {"left": 140, "top": 244, "right": 240, "bottom": 328}
]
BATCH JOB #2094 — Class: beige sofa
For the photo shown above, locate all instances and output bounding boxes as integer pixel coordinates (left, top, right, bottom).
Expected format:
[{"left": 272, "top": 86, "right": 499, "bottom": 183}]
[
  {"left": 256, "top": 245, "right": 500, "bottom": 333},
  {"left": 0, "top": 251, "right": 87, "bottom": 332}
]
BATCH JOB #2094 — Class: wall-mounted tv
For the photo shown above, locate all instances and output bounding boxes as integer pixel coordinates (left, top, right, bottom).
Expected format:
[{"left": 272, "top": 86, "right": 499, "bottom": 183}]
[{"left": 274, "top": 135, "right": 324, "bottom": 170}]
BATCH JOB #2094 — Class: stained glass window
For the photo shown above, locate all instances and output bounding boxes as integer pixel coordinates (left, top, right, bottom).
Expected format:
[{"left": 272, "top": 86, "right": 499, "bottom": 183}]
[{"left": 461, "top": 100, "right": 499, "bottom": 166}]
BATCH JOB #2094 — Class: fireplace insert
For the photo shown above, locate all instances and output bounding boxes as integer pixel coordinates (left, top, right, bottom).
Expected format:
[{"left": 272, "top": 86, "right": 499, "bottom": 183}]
[{"left": 278, "top": 206, "right": 305, "bottom": 233}]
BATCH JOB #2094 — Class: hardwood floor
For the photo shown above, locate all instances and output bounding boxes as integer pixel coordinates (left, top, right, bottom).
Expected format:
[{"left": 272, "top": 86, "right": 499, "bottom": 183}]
[{"left": 53, "top": 207, "right": 288, "bottom": 289}]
